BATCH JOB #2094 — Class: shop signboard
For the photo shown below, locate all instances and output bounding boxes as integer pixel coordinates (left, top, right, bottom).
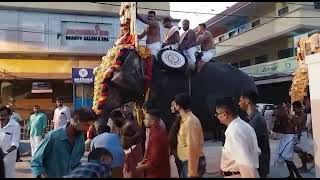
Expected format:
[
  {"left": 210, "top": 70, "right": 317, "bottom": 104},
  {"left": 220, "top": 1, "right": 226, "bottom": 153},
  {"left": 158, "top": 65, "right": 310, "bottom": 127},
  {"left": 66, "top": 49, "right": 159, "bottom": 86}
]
[
  {"left": 240, "top": 56, "right": 298, "bottom": 78},
  {"left": 72, "top": 68, "right": 94, "bottom": 84}
]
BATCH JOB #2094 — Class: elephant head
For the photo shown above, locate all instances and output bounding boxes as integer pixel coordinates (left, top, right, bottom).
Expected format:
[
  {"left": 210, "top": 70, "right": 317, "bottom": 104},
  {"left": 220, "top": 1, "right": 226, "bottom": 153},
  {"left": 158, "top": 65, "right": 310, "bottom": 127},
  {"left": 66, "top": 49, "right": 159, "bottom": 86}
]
[{"left": 101, "top": 49, "right": 145, "bottom": 119}]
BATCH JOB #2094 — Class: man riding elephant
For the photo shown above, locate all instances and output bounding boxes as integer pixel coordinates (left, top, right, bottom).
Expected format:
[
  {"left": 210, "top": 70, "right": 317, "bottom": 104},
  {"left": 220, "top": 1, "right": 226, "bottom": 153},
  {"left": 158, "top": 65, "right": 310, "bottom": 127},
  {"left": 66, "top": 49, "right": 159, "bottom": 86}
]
[
  {"left": 195, "top": 23, "right": 216, "bottom": 72},
  {"left": 162, "top": 17, "right": 180, "bottom": 50},
  {"left": 137, "top": 11, "right": 161, "bottom": 57},
  {"left": 93, "top": 3, "right": 257, "bottom": 138},
  {"left": 178, "top": 19, "right": 197, "bottom": 72}
]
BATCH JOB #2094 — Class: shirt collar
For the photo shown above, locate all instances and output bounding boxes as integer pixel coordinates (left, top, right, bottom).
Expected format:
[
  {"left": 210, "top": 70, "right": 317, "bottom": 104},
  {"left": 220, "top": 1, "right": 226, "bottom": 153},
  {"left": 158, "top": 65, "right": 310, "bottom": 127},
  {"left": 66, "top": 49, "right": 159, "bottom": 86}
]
[
  {"left": 57, "top": 105, "right": 66, "bottom": 110},
  {"left": 225, "top": 116, "right": 241, "bottom": 136},
  {"left": 248, "top": 109, "right": 259, "bottom": 120},
  {"left": 59, "top": 123, "right": 70, "bottom": 141},
  {"left": 33, "top": 112, "right": 42, "bottom": 116},
  {"left": 150, "top": 122, "right": 161, "bottom": 129}
]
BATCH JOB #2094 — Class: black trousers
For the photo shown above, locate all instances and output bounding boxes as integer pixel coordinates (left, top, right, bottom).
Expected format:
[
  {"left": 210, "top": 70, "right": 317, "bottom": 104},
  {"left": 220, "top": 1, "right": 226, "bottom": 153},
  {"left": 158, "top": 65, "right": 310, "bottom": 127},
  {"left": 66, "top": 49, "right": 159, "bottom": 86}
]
[
  {"left": 285, "top": 160, "right": 302, "bottom": 178},
  {"left": 172, "top": 153, "right": 183, "bottom": 176},
  {"left": 16, "top": 148, "right": 20, "bottom": 161}
]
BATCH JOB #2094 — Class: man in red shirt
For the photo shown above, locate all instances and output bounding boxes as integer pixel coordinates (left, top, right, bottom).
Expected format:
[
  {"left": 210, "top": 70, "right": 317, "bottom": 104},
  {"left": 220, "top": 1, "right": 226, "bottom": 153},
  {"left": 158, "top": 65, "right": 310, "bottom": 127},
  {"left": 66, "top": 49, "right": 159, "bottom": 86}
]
[{"left": 136, "top": 109, "right": 170, "bottom": 178}]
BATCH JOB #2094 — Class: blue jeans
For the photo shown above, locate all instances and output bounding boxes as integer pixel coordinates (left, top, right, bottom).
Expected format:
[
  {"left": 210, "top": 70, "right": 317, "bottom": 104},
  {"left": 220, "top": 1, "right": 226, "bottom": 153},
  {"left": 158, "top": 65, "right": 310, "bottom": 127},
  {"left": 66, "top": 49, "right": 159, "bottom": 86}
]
[{"left": 180, "top": 156, "right": 206, "bottom": 178}]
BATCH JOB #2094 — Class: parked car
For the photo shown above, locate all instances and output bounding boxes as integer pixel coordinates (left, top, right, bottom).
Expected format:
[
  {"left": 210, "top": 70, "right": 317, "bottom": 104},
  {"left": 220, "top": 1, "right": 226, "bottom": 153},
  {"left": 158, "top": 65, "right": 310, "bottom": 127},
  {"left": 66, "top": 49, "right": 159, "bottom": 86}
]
[{"left": 256, "top": 103, "right": 275, "bottom": 116}]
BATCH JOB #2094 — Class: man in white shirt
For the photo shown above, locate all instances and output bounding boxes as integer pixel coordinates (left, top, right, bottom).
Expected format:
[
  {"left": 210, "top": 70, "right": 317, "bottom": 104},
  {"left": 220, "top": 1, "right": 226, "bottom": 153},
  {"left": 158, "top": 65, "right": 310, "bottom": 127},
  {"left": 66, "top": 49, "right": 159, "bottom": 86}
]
[
  {"left": 0, "top": 106, "right": 21, "bottom": 178},
  {"left": 53, "top": 97, "right": 71, "bottom": 130},
  {"left": 6, "top": 104, "right": 22, "bottom": 124},
  {"left": 215, "top": 97, "right": 261, "bottom": 178},
  {"left": 6, "top": 103, "right": 23, "bottom": 162}
]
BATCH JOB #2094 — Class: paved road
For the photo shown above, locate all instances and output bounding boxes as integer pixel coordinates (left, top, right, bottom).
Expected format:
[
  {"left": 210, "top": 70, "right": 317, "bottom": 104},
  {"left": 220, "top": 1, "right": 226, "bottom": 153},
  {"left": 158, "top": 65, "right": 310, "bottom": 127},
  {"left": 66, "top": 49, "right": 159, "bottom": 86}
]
[{"left": 16, "top": 134, "right": 315, "bottom": 178}]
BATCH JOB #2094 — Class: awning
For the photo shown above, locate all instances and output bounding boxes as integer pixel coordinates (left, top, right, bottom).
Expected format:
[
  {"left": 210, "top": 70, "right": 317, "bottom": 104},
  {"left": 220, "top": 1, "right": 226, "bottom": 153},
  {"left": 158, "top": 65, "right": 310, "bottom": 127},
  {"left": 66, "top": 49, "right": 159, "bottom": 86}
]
[{"left": 0, "top": 59, "right": 100, "bottom": 80}]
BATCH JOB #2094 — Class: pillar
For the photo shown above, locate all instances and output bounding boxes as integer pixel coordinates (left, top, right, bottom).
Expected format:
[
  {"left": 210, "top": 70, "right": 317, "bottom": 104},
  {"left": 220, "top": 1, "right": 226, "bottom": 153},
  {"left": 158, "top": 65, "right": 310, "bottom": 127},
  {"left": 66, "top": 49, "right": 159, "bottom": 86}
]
[{"left": 306, "top": 53, "right": 320, "bottom": 177}]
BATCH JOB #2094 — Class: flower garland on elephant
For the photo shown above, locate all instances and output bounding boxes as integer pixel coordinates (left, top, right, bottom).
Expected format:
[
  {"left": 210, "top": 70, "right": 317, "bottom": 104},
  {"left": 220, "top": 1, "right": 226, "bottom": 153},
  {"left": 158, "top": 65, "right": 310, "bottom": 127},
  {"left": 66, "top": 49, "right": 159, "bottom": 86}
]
[{"left": 93, "top": 35, "right": 153, "bottom": 116}]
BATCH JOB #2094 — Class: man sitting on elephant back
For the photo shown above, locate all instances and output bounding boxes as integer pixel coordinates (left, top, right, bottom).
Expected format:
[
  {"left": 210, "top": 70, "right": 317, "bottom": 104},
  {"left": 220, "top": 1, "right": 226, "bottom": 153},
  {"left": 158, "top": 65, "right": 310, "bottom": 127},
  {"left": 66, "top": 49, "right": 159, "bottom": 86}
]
[
  {"left": 178, "top": 19, "right": 197, "bottom": 71},
  {"left": 195, "top": 23, "right": 216, "bottom": 71},
  {"left": 162, "top": 17, "right": 180, "bottom": 50}
]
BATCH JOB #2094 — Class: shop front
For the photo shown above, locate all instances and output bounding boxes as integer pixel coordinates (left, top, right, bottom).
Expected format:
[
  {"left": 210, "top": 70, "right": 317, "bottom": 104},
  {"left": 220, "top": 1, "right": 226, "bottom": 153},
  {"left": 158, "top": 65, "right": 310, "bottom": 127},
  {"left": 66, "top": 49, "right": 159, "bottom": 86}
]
[
  {"left": 0, "top": 57, "right": 101, "bottom": 120},
  {"left": 72, "top": 68, "right": 94, "bottom": 110}
]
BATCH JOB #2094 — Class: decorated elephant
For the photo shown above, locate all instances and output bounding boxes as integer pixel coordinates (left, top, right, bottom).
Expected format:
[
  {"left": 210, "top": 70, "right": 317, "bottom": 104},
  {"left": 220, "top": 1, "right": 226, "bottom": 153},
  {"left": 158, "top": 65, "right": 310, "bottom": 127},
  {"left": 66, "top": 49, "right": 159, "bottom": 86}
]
[
  {"left": 92, "top": 2, "right": 257, "bottom": 136},
  {"left": 95, "top": 48, "right": 257, "bottom": 136}
]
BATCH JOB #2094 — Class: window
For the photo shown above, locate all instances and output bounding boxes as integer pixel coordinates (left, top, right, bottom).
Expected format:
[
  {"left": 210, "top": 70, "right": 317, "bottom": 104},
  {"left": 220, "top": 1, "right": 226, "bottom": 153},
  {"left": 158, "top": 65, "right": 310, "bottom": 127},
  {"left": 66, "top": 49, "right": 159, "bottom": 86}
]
[
  {"left": 278, "top": 6, "right": 289, "bottom": 16},
  {"left": 239, "top": 59, "right": 251, "bottom": 68},
  {"left": 228, "top": 30, "right": 236, "bottom": 38},
  {"left": 252, "top": 19, "right": 260, "bottom": 28},
  {"left": 52, "top": 81, "right": 73, "bottom": 103},
  {"left": 219, "top": 35, "right": 225, "bottom": 42},
  {"left": 238, "top": 25, "right": 246, "bottom": 33},
  {"left": 231, "top": 62, "right": 239, "bottom": 68},
  {"left": 278, "top": 48, "right": 294, "bottom": 59},
  {"left": 32, "top": 82, "right": 53, "bottom": 94},
  {"left": 255, "top": 55, "right": 268, "bottom": 64}
]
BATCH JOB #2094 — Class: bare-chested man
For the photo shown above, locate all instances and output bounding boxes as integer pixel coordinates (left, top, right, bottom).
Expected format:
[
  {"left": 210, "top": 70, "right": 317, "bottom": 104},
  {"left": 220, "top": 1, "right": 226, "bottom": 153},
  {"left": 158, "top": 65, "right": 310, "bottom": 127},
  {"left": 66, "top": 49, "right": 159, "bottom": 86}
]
[
  {"left": 179, "top": 19, "right": 197, "bottom": 71},
  {"left": 137, "top": 11, "right": 161, "bottom": 57},
  {"left": 195, "top": 23, "right": 216, "bottom": 62},
  {"left": 109, "top": 109, "right": 144, "bottom": 178},
  {"left": 162, "top": 17, "right": 180, "bottom": 50}
]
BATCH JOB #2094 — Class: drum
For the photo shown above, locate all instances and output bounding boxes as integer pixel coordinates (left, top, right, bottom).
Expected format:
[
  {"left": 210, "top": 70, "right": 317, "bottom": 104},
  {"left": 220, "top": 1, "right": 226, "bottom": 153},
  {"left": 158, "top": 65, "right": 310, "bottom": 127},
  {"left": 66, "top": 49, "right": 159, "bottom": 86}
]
[{"left": 157, "top": 48, "right": 188, "bottom": 72}]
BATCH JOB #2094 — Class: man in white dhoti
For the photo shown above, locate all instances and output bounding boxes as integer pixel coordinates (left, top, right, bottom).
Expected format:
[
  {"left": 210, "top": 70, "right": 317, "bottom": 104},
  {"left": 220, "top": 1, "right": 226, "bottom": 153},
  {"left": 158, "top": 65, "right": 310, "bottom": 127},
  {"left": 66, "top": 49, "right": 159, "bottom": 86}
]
[
  {"left": 274, "top": 104, "right": 302, "bottom": 178},
  {"left": 195, "top": 23, "right": 216, "bottom": 62},
  {"left": 178, "top": 19, "right": 197, "bottom": 71},
  {"left": 137, "top": 11, "right": 162, "bottom": 57},
  {"left": 162, "top": 17, "right": 180, "bottom": 50}
]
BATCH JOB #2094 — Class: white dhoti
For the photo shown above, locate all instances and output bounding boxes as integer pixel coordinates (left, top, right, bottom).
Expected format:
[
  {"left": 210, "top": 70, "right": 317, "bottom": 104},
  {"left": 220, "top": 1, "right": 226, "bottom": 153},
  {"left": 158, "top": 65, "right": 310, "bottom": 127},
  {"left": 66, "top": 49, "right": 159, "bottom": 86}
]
[
  {"left": 163, "top": 26, "right": 179, "bottom": 51},
  {"left": 276, "top": 133, "right": 295, "bottom": 165},
  {"left": 163, "top": 43, "right": 178, "bottom": 50},
  {"left": 30, "top": 135, "right": 42, "bottom": 156},
  {"left": 202, "top": 49, "right": 216, "bottom": 62},
  {"left": 146, "top": 41, "right": 162, "bottom": 58},
  {"left": 183, "top": 46, "right": 197, "bottom": 70}
]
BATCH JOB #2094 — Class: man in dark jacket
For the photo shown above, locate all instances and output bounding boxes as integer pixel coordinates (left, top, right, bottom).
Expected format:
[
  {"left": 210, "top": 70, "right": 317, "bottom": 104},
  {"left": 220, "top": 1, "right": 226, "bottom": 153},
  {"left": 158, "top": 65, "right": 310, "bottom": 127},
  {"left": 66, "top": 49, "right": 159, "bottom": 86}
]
[{"left": 239, "top": 91, "right": 270, "bottom": 178}]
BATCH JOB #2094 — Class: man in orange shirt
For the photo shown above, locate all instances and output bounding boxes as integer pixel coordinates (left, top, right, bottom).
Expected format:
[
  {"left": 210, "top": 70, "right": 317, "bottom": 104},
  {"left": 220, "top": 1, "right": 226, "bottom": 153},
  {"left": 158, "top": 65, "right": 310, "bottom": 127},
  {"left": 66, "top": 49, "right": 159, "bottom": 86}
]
[{"left": 173, "top": 93, "right": 206, "bottom": 177}]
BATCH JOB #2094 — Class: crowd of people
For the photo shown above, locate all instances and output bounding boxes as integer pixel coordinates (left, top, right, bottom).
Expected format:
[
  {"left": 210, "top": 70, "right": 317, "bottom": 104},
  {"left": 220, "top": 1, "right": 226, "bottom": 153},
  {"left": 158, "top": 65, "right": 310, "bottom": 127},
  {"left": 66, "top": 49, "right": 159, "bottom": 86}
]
[
  {"left": 0, "top": 9, "right": 315, "bottom": 178},
  {"left": 0, "top": 89, "right": 315, "bottom": 178}
]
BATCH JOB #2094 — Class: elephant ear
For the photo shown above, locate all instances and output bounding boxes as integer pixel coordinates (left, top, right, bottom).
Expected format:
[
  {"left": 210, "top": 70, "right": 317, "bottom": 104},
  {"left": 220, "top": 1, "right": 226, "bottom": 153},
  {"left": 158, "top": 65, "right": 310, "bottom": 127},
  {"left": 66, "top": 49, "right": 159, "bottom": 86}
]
[
  {"left": 111, "top": 49, "right": 145, "bottom": 96},
  {"left": 120, "top": 49, "right": 144, "bottom": 79}
]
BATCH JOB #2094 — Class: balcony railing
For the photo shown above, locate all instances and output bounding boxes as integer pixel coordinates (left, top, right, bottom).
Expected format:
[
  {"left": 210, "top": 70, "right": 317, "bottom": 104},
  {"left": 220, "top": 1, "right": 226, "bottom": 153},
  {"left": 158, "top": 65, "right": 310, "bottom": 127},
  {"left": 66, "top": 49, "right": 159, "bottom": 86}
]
[{"left": 214, "top": 16, "right": 277, "bottom": 45}]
